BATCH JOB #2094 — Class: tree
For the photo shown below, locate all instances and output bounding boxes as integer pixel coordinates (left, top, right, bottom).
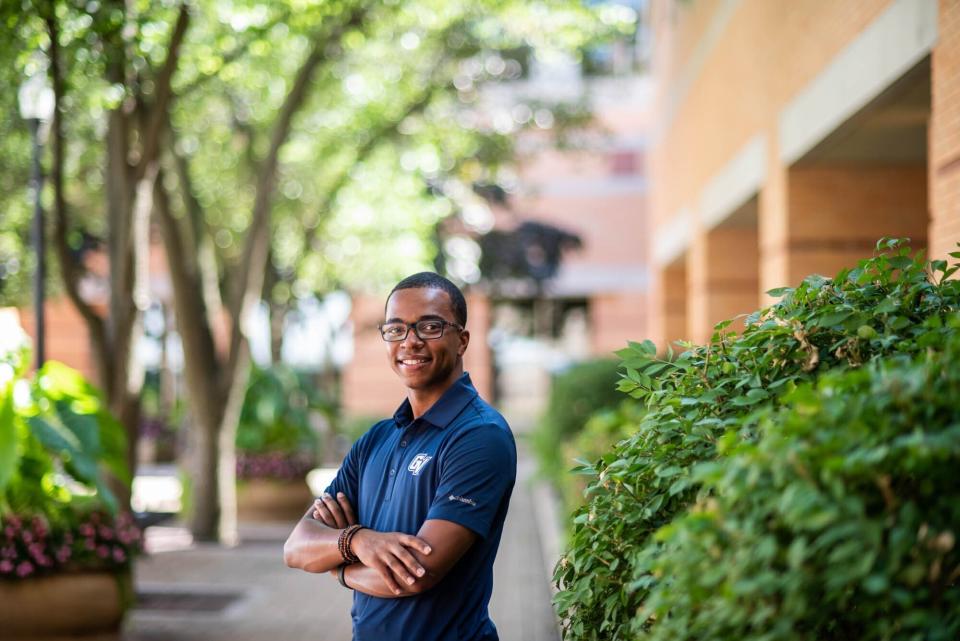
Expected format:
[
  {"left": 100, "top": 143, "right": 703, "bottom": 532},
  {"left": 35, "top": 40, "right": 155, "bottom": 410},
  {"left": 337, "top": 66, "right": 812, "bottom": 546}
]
[{"left": 2, "top": 0, "right": 628, "bottom": 542}]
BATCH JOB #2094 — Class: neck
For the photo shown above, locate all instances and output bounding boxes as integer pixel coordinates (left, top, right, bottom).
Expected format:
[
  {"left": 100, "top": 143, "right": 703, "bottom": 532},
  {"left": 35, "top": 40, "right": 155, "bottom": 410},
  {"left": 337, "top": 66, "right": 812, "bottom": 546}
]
[{"left": 407, "top": 367, "right": 463, "bottom": 418}]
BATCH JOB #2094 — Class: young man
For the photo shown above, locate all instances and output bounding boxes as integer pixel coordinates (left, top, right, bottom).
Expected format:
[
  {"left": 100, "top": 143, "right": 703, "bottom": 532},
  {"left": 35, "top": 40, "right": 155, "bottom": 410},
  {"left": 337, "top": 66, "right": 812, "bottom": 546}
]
[{"left": 284, "top": 272, "right": 517, "bottom": 641}]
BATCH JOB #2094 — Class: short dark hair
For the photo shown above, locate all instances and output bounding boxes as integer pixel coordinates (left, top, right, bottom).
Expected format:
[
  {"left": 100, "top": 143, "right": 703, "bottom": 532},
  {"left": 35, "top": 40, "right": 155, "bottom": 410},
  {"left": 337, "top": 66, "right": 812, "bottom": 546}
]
[{"left": 387, "top": 272, "right": 467, "bottom": 327}]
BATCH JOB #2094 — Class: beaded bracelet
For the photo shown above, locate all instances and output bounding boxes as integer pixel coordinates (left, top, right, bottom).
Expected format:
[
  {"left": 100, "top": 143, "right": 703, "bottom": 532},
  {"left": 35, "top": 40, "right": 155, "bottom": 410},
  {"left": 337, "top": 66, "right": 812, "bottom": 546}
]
[{"left": 337, "top": 524, "right": 365, "bottom": 564}]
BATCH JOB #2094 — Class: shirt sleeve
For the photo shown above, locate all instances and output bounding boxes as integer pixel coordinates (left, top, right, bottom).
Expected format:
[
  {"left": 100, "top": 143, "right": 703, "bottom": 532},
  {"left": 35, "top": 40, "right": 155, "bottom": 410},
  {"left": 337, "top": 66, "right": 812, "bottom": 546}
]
[
  {"left": 425, "top": 425, "right": 516, "bottom": 540},
  {"left": 323, "top": 428, "right": 368, "bottom": 507}
]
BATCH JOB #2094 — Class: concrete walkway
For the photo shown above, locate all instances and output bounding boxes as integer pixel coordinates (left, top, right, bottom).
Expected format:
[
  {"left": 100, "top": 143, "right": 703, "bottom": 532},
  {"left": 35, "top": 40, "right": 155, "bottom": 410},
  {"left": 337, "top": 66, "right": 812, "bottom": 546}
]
[{"left": 123, "top": 450, "right": 559, "bottom": 641}]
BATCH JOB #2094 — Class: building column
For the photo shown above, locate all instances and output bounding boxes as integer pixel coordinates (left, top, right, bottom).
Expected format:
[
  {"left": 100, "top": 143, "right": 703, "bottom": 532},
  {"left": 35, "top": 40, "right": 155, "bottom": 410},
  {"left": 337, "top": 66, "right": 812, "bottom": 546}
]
[
  {"left": 762, "top": 165, "right": 928, "bottom": 292},
  {"left": 463, "top": 293, "right": 492, "bottom": 402},
  {"left": 686, "top": 225, "right": 759, "bottom": 345},
  {"left": 930, "top": 0, "right": 960, "bottom": 260}
]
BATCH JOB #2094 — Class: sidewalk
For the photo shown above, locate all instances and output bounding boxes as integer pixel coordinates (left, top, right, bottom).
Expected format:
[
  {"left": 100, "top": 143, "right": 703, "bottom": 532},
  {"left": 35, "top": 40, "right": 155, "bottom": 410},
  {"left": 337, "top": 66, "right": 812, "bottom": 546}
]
[{"left": 123, "top": 449, "right": 559, "bottom": 641}]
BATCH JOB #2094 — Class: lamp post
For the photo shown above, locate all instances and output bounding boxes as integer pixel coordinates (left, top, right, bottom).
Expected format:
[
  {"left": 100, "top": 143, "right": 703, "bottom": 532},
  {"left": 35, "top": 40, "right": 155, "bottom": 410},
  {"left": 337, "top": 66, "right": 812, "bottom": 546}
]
[{"left": 18, "top": 70, "right": 55, "bottom": 370}]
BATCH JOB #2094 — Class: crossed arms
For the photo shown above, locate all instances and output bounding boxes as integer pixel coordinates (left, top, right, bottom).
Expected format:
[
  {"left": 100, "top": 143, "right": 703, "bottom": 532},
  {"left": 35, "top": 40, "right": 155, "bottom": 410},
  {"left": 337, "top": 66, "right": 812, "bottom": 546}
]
[{"left": 283, "top": 491, "right": 477, "bottom": 597}]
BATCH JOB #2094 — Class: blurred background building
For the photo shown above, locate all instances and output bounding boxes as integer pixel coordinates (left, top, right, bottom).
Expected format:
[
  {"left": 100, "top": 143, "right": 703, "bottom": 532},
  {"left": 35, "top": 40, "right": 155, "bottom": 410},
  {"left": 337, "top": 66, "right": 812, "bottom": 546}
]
[{"left": 647, "top": 0, "right": 958, "bottom": 346}]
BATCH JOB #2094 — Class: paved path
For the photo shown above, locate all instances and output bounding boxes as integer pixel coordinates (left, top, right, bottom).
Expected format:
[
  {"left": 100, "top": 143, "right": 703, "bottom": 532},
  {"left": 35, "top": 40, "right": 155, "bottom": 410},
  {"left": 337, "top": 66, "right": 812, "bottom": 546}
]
[{"left": 123, "top": 451, "right": 559, "bottom": 641}]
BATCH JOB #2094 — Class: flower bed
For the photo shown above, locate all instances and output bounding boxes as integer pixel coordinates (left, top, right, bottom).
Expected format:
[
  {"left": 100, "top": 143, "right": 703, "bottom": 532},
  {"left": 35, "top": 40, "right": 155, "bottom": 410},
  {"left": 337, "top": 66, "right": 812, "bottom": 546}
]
[{"left": 0, "top": 511, "right": 141, "bottom": 580}]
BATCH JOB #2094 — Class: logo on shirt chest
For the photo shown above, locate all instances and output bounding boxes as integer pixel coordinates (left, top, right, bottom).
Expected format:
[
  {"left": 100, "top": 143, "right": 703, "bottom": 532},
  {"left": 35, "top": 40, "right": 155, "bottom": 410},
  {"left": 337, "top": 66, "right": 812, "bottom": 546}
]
[{"left": 407, "top": 453, "right": 433, "bottom": 476}]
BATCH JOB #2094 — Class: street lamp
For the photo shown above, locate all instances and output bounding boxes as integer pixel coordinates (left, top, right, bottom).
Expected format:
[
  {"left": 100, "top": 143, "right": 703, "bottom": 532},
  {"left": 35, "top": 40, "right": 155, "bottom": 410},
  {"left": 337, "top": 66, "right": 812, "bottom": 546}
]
[{"left": 18, "top": 70, "right": 55, "bottom": 370}]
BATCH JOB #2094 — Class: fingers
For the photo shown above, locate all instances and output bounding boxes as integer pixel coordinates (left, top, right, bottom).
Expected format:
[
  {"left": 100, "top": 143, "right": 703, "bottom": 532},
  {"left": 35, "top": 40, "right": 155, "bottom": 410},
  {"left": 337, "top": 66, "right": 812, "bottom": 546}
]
[
  {"left": 337, "top": 492, "right": 357, "bottom": 526},
  {"left": 312, "top": 499, "right": 337, "bottom": 528},
  {"left": 391, "top": 544, "right": 426, "bottom": 579},
  {"left": 384, "top": 555, "right": 417, "bottom": 588},
  {"left": 320, "top": 493, "right": 348, "bottom": 529},
  {"left": 373, "top": 560, "right": 404, "bottom": 595},
  {"left": 399, "top": 534, "right": 433, "bottom": 556}
]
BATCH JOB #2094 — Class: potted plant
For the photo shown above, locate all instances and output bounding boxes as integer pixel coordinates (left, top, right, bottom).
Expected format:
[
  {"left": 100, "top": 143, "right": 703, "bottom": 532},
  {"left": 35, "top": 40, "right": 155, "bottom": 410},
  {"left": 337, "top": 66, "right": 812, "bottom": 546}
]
[
  {"left": 235, "top": 364, "right": 331, "bottom": 521},
  {"left": 0, "top": 343, "right": 141, "bottom": 638}
]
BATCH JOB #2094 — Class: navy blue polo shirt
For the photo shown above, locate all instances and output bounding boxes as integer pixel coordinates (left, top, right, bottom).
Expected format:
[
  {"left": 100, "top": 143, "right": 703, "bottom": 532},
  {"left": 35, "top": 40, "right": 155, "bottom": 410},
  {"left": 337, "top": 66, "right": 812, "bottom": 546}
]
[{"left": 325, "top": 373, "right": 517, "bottom": 641}]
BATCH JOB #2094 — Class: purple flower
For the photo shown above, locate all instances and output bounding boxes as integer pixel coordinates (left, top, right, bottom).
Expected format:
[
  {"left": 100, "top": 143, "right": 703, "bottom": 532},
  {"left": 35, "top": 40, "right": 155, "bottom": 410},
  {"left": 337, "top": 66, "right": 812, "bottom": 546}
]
[
  {"left": 112, "top": 547, "right": 126, "bottom": 563},
  {"left": 56, "top": 546, "right": 71, "bottom": 563},
  {"left": 0, "top": 559, "right": 12, "bottom": 573},
  {"left": 15, "top": 561, "right": 33, "bottom": 578}
]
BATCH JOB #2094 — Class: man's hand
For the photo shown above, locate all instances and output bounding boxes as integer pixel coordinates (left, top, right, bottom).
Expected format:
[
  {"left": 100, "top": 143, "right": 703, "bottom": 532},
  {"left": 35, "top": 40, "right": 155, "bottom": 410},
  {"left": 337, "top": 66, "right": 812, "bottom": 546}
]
[
  {"left": 312, "top": 492, "right": 432, "bottom": 594},
  {"left": 350, "top": 528, "right": 433, "bottom": 595},
  {"left": 312, "top": 492, "right": 357, "bottom": 529}
]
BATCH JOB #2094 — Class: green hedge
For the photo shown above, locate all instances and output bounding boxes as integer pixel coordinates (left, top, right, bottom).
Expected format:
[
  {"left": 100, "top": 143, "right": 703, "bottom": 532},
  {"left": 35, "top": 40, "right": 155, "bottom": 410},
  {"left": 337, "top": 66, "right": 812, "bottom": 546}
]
[
  {"left": 639, "top": 343, "right": 960, "bottom": 640},
  {"left": 555, "top": 240, "right": 960, "bottom": 639},
  {"left": 533, "top": 358, "right": 623, "bottom": 489}
]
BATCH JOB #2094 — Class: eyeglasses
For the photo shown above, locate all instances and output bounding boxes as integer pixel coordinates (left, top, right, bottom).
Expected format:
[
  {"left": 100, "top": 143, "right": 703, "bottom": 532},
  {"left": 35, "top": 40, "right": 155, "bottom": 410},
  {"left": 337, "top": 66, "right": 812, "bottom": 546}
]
[{"left": 379, "top": 319, "right": 463, "bottom": 342}]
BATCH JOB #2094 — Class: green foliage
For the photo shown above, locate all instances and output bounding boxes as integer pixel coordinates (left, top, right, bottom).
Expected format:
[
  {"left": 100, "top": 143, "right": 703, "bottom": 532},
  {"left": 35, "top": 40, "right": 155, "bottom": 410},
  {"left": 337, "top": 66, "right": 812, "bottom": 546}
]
[
  {"left": 533, "top": 358, "right": 623, "bottom": 482},
  {"left": 638, "top": 344, "right": 960, "bottom": 640},
  {"left": 555, "top": 240, "right": 960, "bottom": 640},
  {"left": 236, "top": 364, "right": 331, "bottom": 457},
  {"left": 0, "top": 0, "right": 624, "bottom": 310},
  {"left": 0, "top": 342, "right": 130, "bottom": 520},
  {"left": 557, "top": 400, "right": 643, "bottom": 516}
]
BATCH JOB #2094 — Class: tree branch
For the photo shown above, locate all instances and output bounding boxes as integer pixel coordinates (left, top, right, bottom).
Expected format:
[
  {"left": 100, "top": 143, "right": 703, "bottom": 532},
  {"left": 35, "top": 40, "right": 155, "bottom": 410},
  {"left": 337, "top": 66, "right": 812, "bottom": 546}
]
[
  {"left": 224, "top": 5, "right": 368, "bottom": 384},
  {"left": 154, "top": 166, "right": 224, "bottom": 424},
  {"left": 45, "top": 11, "right": 112, "bottom": 386},
  {"left": 135, "top": 2, "right": 190, "bottom": 183},
  {"left": 306, "top": 79, "right": 443, "bottom": 254}
]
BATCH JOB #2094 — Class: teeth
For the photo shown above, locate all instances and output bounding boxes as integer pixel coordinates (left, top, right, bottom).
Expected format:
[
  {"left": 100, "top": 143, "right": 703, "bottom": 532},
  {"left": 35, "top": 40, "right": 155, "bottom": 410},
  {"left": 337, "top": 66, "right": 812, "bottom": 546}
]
[{"left": 401, "top": 359, "right": 428, "bottom": 365}]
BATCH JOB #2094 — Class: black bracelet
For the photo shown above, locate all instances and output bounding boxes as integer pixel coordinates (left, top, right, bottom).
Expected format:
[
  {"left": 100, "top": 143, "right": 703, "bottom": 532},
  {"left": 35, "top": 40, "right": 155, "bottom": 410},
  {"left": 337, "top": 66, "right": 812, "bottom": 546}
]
[{"left": 338, "top": 563, "right": 352, "bottom": 590}]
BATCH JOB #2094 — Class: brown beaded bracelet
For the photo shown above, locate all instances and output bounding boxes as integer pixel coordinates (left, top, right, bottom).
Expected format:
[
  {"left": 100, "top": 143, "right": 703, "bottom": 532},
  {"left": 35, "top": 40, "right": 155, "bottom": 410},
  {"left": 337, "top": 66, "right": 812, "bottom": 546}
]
[{"left": 337, "top": 524, "right": 365, "bottom": 564}]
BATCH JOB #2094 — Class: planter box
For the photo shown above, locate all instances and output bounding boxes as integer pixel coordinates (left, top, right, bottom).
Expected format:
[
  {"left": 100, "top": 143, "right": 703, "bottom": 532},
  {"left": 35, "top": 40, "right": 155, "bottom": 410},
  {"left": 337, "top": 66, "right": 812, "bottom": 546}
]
[
  {"left": 237, "top": 478, "right": 314, "bottom": 522},
  {"left": 0, "top": 570, "right": 129, "bottom": 640}
]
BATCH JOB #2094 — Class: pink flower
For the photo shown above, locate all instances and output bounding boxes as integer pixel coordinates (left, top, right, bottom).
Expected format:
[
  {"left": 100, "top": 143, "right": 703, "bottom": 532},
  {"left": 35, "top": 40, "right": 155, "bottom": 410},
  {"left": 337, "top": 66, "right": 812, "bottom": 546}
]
[
  {"left": 97, "top": 526, "right": 114, "bottom": 540},
  {"left": 0, "top": 559, "right": 12, "bottom": 573},
  {"left": 56, "top": 547, "right": 71, "bottom": 563},
  {"left": 84, "top": 538, "right": 96, "bottom": 551},
  {"left": 21, "top": 530, "right": 33, "bottom": 544},
  {"left": 112, "top": 547, "right": 126, "bottom": 563},
  {"left": 78, "top": 524, "right": 95, "bottom": 537},
  {"left": 96, "top": 545, "right": 109, "bottom": 559},
  {"left": 15, "top": 561, "right": 33, "bottom": 578}
]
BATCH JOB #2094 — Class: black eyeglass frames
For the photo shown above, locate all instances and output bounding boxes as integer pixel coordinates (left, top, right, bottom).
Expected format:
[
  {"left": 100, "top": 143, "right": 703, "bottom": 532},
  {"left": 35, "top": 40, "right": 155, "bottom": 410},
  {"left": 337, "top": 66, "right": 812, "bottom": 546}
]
[{"left": 378, "top": 319, "right": 463, "bottom": 342}]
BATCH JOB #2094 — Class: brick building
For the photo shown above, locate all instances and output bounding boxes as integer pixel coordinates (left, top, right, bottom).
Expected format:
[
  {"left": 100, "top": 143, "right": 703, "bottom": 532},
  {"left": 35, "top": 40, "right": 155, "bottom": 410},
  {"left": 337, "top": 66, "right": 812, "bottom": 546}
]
[{"left": 647, "top": 0, "right": 959, "bottom": 346}]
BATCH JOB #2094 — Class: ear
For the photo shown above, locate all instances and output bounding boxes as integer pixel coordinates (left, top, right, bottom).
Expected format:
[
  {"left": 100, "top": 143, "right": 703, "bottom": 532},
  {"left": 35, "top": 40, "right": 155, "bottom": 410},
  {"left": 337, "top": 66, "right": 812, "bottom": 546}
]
[{"left": 457, "top": 329, "right": 470, "bottom": 356}]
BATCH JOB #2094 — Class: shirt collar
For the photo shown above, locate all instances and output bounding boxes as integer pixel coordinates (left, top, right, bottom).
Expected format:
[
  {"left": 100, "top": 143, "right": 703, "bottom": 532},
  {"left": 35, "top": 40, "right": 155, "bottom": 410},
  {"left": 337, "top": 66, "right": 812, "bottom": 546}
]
[{"left": 392, "top": 372, "right": 478, "bottom": 430}]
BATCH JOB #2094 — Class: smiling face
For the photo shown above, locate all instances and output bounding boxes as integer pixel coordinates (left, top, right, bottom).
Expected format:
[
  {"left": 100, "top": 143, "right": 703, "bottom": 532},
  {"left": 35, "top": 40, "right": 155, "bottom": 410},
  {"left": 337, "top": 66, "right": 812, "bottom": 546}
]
[{"left": 384, "top": 287, "right": 469, "bottom": 399}]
